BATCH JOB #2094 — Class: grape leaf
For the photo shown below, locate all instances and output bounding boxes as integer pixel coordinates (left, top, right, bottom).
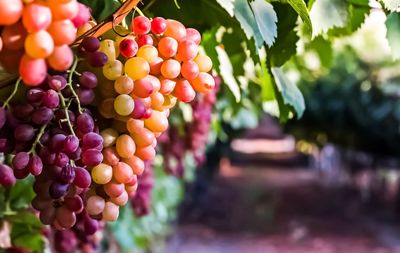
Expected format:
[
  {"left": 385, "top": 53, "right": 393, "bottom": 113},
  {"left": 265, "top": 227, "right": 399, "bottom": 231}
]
[
  {"left": 271, "top": 67, "right": 305, "bottom": 119},
  {"left": 215, "top": 0, "right": 235, "bottom": 16},
  {"left": 306, "top": 36, "right": 333, "bottom": 69},
  {"left": 216, "top": 46, "right": 241, "bottom": 102},
  {"left": 385, "top": 12, "right": 400, "bottom": 59},
  {"left": 233, "top": 0, "right": 264, "bottom": 48},
  {"left": 310, "top": 0, "right": 348, "bottom": 37},
  {"left": 249, "top": 0, "right": 278, "bottom": 47},
  {"left": 286, "top": 0, "right": 313, "bottom": 34},
  {"left": 382, "top": 0, "right": 400, "bottom": 11}
]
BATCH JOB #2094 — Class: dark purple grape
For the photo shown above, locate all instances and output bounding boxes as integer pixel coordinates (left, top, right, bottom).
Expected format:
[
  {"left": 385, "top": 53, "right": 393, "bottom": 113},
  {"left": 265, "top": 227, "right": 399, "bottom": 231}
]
[
  {"left": 26, "top": 88, "right": 44, "bottom": 104},
  {"left": 0, "top": 164, "right": 16, "bottom": 187},
  {"left": 79, "top": 71, "right": 97, "bottom": 89},
  {"left": 76, "top": 88, "right": 95, "bottom": 105},
  {"left": 82, "top": 132, "right": 103, "bottom": 150},
  {"left": 27, "top": 155, "right": 43, "bottom": 176},
  {"left": 13, "top": 103, "right": 34, "bottom": 120},
  {"left": 0, "top": 107, "right": 6, "bottom": 129},
  {"left": 63, "top": 135, "right": 79, "bottom": 153},
  {"left": 42, "top": 89, "right": 60, "bottom": 109},
  {"left": 14, "top": 124, "right": 35, "bottom": 142},
  {"left": 6, "top": 111, "right": 21, "bottom": 128},
  {"left": 39, "top": 147, "right": 56, "bottom": 165},
  {"left": 84, "top": 216, "right": 99, "bottom": 235},
  {"left": 60, "top": 164, "right": 75, "bottom": 183},
  {"left": 48, "top": 75, "right": 67, "bottom": 91},
  {"left": 87, "top": 51, "right": 108, "bottom": 67},
  {"left": 47, "top": 165, "right": 63, "bottom": 179},
  {"left": 13, "top": 167, "right": 29, "bottom": 179},
  {"left": 54, "top": 230, "right": 78, "bottom": 253},
  {"left": 64, "top": 196, "right": 83, "bottom": 212},
  {"left": 73, "top": 167, "right": 91, "bottom": 188},
  {"left": 81, "top": 37, "right": 100, "bottom": 52},
  {"left": 51, "top": 134, "right": 66, "bottom": 152},
  {"left": 0, "top": 138, "right": 11, "bottom": 153},
  {"left": 131, "top": 99, "right": 146, "bottom": 119},
  {"left": 32, "top": 107, "right": 54, "bottom": 125},
  {"left": 76, "top": 113, "right": 94, "bottom": 133},
  {"left": 12, "top": 152, "right": 30, "bottom": 170},
  {"left": 68, "top": 147, "right": 82, "bottom": 160},
  {"left": 81, "top": 149, "right": 103, "bottom": 166},
  {"left": 39, "top": 132, "right": 50, "bottom": 145},
  {"left": 49, "top": 182, "right": 69, "bottom": 199},
  {"left": 54, "top": 152, "right": 69, "bottom": 167}
]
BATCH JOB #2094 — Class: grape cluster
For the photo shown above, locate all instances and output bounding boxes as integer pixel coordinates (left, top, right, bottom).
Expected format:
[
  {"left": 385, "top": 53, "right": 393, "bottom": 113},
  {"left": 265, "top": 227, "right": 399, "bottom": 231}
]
[{"left": 0, "top": 0, "right": 91, "bottom": 85}]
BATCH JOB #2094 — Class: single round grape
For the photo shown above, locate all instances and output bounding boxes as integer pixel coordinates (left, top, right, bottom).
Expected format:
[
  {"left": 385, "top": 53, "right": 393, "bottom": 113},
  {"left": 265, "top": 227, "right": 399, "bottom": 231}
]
[
  {"left": 55, "top": 206, "right": 76, "bottom": 228},
  {"left": 177, "top": 40, "right": 198, "bottom": 62},
  {"left": 49, "top": 0, "right": 79, "bottom": 20},
  {"left": 0, "top": 164, "right": 16, "bottom": 187},
  {"left": 181, "top": 60, "right": 200, "bottom": 80},
  {"left": 104, "top": 181, "right": 125, "bottom": 198},
  {"left": 100, "top": 128, "right": 119, "bottom": 148},
  {"left": 116, "top": 134, "right": 136, "bottom": 159},
  {"left": 1, "top": 21, "right": 27, "bottom": 50},
  {"left": 144, "top": 110, "right": 169, "bottom": 133},
  {"left": 79, "top": 71, "right": 98, "bottom": 89},
  {"left": 26, "top": 88, "right": 44, "bottom": 103},
  {"left": 47, "top": 44, "right": 74, "bottom": 71},
  {"left": 12, "top": 151, "right": 29, "bottom": 170},
  {"left": 42, "top": 89, "right": 60, "bottom": 109},
  {"left": 82, "top": 132, "right": 103, "bottom": 150},
  {"left": 0, "top": 0, "right": 23, "bottom": 26},
  {"left": 13, "top": 166, "right": 30, "bottom": 179},
  {"left": 72, "top": 3, "right": 91, "bottom": 28},
  {"left": 114, "top": 94, "right": 135, "bottom": 116},
  {"left": 48, "top": 19, "right": 77, "bottom": 46},
  {"left": 82, "top": 37, "right": 100, "bottom": 52},
  {"left": 131, "top": 98, "right": 147, "bottom": 119},
  {"left": 99, "top": 39, "right": 116, "bottom": 62},
  {"left": 136, "top": 34, "right": 153, "bottom": 47},
  {"left": 190, "top": 72, "right": 215, "bottom": 92},
  {"left": 76, "top": 113, "right": 94, "bottom": 133},
  {"left": 64, "top": 196, "right": 84, "bottom": 213},
  {"left": 51, "top": 134, "right": 66, "bottom": 152},
  {"left": 91, "top": 163, "right": 113, "bottom": 184},
  {"left": 132, "top": 76, "right": 155, "bottom": 98},
  {"left": 124, "top": 57, "right": 150, "bottom": 80},
  {"left": 76, "top": 88, "right": 95, "bottom": 105},
  {"left": 73, "top": 167, "right": 91, "bottom": 188},
  {"left": 164, "top": 19, "right": 187, "bottom": 42},
  {"left": 113, "top": 162, "right": 133, "bottom": 184},
  {"left": 48, "top": 75, "right": 67, "bottom": 91},
  {"left": 102, "top": 202, "right": 119, "bottom": 221},
  {"left": 132, "top": 127, "right": 154, "bottom": 147},
  {"left": 103, "top": 59, "right": 123, "bottom": 80},
  {"left": 137, "top": 45, "right": 158, "bottom": 63},
  {"left": 25, "top": 30, "right": 54, "bottom": 59},
  {"left": 84, "top": 216, "right": 99, "bottom": 235},
  {"left": 151, "top": 17, "right": 167, "bottom": 34},
  {"left": 111, "top": 190, "right": 128, "bottom": 206},
  {"left": 159, "top": 79, "right": 176, "bottom": 95},
  {"left": 135, "top": 145, "right": 156, "bottom": 161},
  {"left": 54, "top": 152, "right": 69, "bottom": 167},
  {"left": 119, "top": 38, "right": 138, "bottom": 58},
  {"left": 126, "top": 118, "right": 144, "bottom": 134},
  {"left": 131, "top": 16, "right": 151, "bottom": 35},
  {"left": 26, "top": 155, "right": 43, "bottom": 176},
  {"left": 186, "top": 28, "right": 202, "bottom": 45},
  {"left": 82, "top": 149, "right": 103, "bottom": 167},
  {"left": 114, "top": 75, "right": 134, "bottom": 95},
  {"left": 49, "top": 182, "right": 69, "bottom": 199},
  {"left": 158, "top": 37, "right": 178, "bottom": 58},
  {"left": 122, "top": 156, "right": 144, "bottom": 175},
  {"left": 87, "top": 51, "right": 108, "bottom": 67},
  {"left": 150, "top": 92, "right": 165, "bottom": 111},
  {"left": 161, "top": 59, "right": 181, "bottom": 79},
  {"left": 194, "top": 54, "right": 212, "bottom": 72},
  {"left": 39, "top": 206, "right": 56, "bottom": 225},
  {"left": 22, "top": 3, "right": 52, "bottom": 32},
  {"left": 174, "top": 79, "right": 196, "bottom": 102},
  {"left": 103, "top": 147, "right": 120, "bottom": 166},
  {"left": 32, "top": 107, "right": 54, "bottom": 125},
  {"left": 63, "top": 135, "right": 79, "bottom": 154},
  {"left": 14, "top": 124, "right": 35, "bottom": 142},
  {"left": 19, "top": 54, "right": 47, "bottom": 86}
]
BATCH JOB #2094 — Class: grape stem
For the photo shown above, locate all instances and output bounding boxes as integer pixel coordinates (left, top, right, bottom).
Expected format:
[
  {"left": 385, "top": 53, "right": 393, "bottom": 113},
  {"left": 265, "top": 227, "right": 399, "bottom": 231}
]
[
  {"left": 67, "top": 57, "right": 83, "bottom": 114},
  {"left": 29, "top": 124, "right": 47, "bottom": 155},
  {"left": 59, "top": 92, "right": 76, "bottom": 136},
  {"left": 2, "top": 78, "right": 21, "bottom": 109},
  {"left": 134, "top": 7, "right": 145, "bottom": 17}
]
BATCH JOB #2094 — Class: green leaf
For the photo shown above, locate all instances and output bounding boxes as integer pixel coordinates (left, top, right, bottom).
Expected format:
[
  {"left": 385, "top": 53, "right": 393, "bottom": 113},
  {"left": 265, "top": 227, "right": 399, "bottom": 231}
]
[
  {"left": 310, "top": 0, "right": 348, "bottom": 37},
  {"left": 8, "top": 178, "right": 34, "bottom": 210},
  {"left": 215, "top": 0, "right": 234, "bottom": 16},
  {"left": 271, "top": 67, "right": 305, "bottom": 118},
  {"left": 79, "top": 0, "right": 120, "bottom": 20},
  {"left": 249, "top": 0, "right": 278, "bottom": 47},
  {"left": 306, "top": 36, "right": 333, "bottom": 69},
  {"left": 286, "top": 0, "right": 313, "bottom": 34},
  {"left": 385, "top": 12, "right": 400, "bottom": 59},
  {"left": 233, "top": 0, "right": 264, "bottom": 48},
  {"left": 382, "top": 0, "right": 400, "bottom": 11},
  {"left": 216, "top": 46, "right": 241, "bottom": 102},
  {"left": 7, "top": 212, "right": 42, "bottom": 229}
]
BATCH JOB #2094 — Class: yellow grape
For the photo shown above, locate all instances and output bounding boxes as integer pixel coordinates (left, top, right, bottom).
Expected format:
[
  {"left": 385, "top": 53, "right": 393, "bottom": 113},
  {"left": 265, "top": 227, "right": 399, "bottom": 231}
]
[
  {"left": 161, "top": 59, "right": 181, "bottom": 79},
  {"left": 194, "top": 54, "right": 213, "bottom": 72},
  {"left": 190, "top": 72, "right": 215, "bottom": 93},
  {"left": 91, "top": 163, "right": 113, "bottom": 184},
  {"left": 47, "top": 45, "right": 73, "bottom": 71},
  {"left": 103, "top": 147, "right": 120, "bottom": 166},
  {"left": 164, "top": 19, "right": 187, "bottom": 42},
  {"left": 99, "top": 39, "right": 116, "bottom": 62},
  {"left": 86, "top": 195, "right": 105, "bottom": 216},
  {"left": 137, "top": 45, "right": 158, "bottom": 63},
  {"left": 25, "top": 30, "right": 54, "bottom": 58},
  {"left": 163, "top": 95, "right": 177, "bottom": 109},
  {"left": 125, "top": 57, "right": 150, "bottom": 80},
  {"left": 150, "top": 92, "right": 165, "bottom": 111},
  {"left": 101, "top": 128, "right": 119, "bottom": 147},
  {"left": 122, "top": 155, "right": 145, "bottom": 175},
  {"left": 113, "top": 162, "right": 134, "bottom": 184},
  {"left": 126, "top": 118, "right": 144, "bottom": 134},
  {"left": 144, "top": 110, "right": 169, "bottom": 133},
  {"left": 102, "top": 202, "right": 119, "bottom": 221},
  {"left": 114, "top": 94, "right": 135, "bottom": 116},
  {"left": 114, "top": 75, "right": 134, "bottom": 95},
  {"left": 48, "top": 19, "right": 77, "bottom": 46},
  {"left": 99, "top": 98, "right": 116, "bottom": 119},
  {"left": 103, "top": 59, "right": 123, "bottom": 80},
  {"left": 116, "top": 134, "right": 136, "bottom": 158}
]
